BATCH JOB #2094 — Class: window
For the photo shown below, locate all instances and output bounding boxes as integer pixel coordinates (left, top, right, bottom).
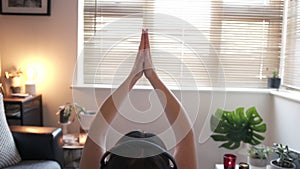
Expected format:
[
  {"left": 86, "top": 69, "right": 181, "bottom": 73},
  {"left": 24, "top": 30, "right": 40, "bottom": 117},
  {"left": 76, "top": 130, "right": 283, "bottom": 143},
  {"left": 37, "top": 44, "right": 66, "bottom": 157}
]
[
  {"left": 81, "top": 0, "right": 284, "bottom": 89},
  {"left": 284, "top": 0, "right": 300, "bottom": 90}
]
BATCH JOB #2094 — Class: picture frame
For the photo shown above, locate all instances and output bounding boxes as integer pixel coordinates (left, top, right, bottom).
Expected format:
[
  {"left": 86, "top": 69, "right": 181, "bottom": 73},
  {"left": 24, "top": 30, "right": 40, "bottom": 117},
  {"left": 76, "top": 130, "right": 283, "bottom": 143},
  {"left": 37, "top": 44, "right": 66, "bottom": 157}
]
[{"left": 0, "top": 0, "right": 51, "bottom": 16}]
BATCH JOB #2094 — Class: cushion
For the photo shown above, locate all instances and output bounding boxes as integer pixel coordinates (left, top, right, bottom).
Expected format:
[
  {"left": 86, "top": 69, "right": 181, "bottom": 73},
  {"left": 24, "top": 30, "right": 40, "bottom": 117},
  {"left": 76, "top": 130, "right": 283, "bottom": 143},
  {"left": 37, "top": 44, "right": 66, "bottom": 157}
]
[
  {"left": 0, "top": 94, "right": 22, "bottom": 168},
  {"left": 3, "top": 160, "right": 61, "bottom": 169}
]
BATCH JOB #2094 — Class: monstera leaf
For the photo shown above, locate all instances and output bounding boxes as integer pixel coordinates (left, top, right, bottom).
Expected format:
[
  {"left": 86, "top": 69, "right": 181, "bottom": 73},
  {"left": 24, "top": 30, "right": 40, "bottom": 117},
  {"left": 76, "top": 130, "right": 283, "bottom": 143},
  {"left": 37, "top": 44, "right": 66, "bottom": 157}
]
[{"left": 210, "top": 106, "right": 266, "bottom": 150}]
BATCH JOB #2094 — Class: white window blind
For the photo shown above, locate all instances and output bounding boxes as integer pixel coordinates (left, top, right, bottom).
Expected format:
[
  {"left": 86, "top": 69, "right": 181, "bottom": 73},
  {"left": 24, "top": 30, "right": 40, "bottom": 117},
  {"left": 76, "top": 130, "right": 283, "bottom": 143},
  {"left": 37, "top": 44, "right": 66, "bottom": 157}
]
[
  {"left": 284, "top": 0, "right": 300, "bottom": 90},
  {"left": 83, "top": 0, "right": 284, "bottom": 88}
]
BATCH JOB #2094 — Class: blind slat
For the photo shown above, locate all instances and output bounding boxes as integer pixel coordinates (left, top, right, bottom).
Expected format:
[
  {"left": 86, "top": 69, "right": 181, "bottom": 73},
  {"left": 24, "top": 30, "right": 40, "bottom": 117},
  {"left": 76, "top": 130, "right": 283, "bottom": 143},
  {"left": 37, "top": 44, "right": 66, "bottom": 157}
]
[
  {"left": 83, "top": 0, "right": 284, "bottom": 88},
  {"left": 283, "top": 0, "right": 300, "bottom": 90}
]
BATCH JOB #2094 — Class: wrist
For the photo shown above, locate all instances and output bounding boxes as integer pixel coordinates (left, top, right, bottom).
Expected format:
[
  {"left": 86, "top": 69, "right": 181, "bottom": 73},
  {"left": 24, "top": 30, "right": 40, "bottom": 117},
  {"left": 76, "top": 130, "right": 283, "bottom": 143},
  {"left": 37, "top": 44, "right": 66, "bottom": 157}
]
[{"left": 146, "top": 69, "right": 159, "bottom": 82}]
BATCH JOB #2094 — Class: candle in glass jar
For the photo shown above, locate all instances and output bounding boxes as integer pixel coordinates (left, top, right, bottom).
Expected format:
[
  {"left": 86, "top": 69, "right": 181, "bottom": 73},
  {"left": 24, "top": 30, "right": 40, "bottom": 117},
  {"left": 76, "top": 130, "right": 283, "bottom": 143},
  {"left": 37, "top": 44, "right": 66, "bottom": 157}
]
[
  {"left": 79, "top": 133, "right": 87, "bottom": 145},
  {"left": 223, "top": 154, "right": 236, "bottom": 169},
  {"left": 239, "top": 162, "right": 249, "bottom": 169}
]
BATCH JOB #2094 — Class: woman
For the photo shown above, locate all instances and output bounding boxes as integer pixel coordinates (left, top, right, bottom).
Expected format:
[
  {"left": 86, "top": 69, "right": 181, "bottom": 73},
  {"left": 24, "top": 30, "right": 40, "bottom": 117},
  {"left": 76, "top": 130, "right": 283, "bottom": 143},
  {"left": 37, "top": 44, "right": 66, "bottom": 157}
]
[{"left": 79, "top": 29, "right": 197, "bottom": 169}]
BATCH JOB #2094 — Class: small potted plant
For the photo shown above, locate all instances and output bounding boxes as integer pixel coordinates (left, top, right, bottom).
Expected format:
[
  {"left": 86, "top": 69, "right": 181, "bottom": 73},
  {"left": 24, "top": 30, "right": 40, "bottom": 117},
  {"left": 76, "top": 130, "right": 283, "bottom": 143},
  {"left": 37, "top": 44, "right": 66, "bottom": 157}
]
[
  {"left": 57, "top": 102, "right": 87, "bottom": 124},
  {"left": 268, "top": 69, "right": 281, "bottom": 88},
  {"left": 269, "top": 143, "right": 300, "bottom": 169},
  {"left": 5, "top": 67, "right": 23, "bottom": 93},
  {"left": 248, "top": 144, "right": 273, "bottom": 167}
]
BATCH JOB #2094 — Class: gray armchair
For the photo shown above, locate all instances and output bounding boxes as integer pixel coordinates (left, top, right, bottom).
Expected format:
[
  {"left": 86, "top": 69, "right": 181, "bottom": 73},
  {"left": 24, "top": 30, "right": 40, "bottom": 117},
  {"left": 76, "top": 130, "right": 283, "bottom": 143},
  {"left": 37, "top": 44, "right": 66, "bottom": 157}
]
[
  {"left": 4, "top": 126, "right": 64, "bottom": 169},
  {"left": 0, "top": 94, "right": 64, "bottom": 169}
]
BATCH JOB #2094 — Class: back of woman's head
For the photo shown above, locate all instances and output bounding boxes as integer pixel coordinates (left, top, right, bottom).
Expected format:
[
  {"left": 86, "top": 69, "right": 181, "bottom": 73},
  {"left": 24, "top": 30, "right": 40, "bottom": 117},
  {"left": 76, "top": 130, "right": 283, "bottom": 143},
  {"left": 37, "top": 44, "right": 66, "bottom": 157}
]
[
  {"left": 100, "top": 131, "right": 175, "bottom": 169},
  {"left": 105, "top": 153, "right": 170, "bottom": 169},
  {"left": 116, "top": 131, "right": 167, "bottom": 149}
]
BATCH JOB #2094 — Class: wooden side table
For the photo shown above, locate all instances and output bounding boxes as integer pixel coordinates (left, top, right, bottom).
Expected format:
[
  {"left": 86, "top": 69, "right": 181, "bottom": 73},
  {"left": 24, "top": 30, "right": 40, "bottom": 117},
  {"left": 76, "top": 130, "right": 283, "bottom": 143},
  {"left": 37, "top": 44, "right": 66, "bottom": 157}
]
[
  {"left": 4, "top": 94, "right": 43, "bottom": 126},
  {"left": 63, "top": 145, "right": 83, "bottom": 169},
  {"left": 63, "top": 133, "right": 87, "bottom": 169}
]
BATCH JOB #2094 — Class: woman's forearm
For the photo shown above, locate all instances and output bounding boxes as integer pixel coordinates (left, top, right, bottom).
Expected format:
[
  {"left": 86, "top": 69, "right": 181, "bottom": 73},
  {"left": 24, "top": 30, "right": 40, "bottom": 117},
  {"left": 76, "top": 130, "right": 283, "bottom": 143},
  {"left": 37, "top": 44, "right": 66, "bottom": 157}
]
[
  {"left": 88, "top": 73, "right": 139, "bottom": 147},
  {"left": 147, "top": 71, "right": 197, "bottom": 169},
  {"left": 147, "top": 72, "right": 193, "bottom": 138}
]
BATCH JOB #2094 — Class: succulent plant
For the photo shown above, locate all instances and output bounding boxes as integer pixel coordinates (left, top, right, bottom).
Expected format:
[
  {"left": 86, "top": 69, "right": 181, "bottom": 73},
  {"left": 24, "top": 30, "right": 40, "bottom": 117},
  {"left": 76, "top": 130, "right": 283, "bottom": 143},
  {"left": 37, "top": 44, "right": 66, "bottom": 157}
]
[
  {"left": 271, "top": 143, "right": 300, "bottom": 168},
  {"left": 249, "top": 144, "right": 273, "bottom": 159}
]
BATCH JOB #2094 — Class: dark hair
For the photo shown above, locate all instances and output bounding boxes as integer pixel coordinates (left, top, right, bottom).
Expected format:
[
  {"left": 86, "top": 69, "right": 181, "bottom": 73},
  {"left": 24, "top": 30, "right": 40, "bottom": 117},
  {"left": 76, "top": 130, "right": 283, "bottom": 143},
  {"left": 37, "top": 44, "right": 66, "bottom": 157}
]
[
  {"left": 116, "top": 131, "right": 167, "bottom": 149},
  {"left": 100, "top": 131, "right": 174, "bottom": 169}
]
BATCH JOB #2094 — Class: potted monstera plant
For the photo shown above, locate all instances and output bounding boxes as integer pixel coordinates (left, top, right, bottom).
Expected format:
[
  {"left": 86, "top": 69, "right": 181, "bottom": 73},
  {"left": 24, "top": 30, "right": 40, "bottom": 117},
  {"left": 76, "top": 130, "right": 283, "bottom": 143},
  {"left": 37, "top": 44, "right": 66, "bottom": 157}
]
[
  {"left": 269, "top": 143, "right": 300, "bottom": 169},
  {"left": 210, "top": 106, "right": 267, "bottom": 150}
]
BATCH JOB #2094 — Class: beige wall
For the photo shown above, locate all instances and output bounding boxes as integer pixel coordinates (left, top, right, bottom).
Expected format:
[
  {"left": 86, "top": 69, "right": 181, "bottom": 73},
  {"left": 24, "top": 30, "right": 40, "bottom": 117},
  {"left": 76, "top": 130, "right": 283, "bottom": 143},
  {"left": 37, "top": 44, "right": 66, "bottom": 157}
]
[{"left": 0, "top": 0, "right": 77, "bottom": 127}]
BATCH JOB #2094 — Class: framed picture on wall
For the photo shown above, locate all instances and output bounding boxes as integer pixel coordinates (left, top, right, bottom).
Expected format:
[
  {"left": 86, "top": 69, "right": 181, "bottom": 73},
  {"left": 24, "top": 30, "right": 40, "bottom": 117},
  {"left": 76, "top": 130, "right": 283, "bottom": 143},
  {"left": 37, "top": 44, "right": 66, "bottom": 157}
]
[{"left": 0, "top": 0, "right": 51, "bottom": 15}]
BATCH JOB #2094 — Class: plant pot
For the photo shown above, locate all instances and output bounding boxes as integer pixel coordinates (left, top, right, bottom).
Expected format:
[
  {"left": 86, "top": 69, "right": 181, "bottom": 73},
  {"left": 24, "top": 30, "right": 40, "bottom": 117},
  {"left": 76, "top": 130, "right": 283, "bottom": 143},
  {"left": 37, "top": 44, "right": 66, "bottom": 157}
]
[
  {"left": 59, "top": 109, "right": 70, "bottom": 124},
  {"left": 10, "top": 86, "right": 21, "bottom": 93},
  {"left": 268, "top": 78, "right": 281, "bottom": 88},
  {"left": 248, "top": 157, "right": 268, "bottom": 167},
  {"left": 269, "top": 159, "right": 296, "bottom": 169}
]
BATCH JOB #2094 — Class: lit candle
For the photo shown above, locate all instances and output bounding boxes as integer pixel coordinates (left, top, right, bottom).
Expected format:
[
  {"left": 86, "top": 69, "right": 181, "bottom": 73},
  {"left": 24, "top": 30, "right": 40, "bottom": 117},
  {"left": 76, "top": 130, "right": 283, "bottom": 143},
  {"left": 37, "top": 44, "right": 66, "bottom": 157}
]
[
  {"left": 79, "top": 133, "right": 87, "bottom": 145},
  {"left": 223, "top": 154, "right": 236, "bottom": 169},
  {"left": 239, "top": 162, "right": 249, "bottom": 169}
]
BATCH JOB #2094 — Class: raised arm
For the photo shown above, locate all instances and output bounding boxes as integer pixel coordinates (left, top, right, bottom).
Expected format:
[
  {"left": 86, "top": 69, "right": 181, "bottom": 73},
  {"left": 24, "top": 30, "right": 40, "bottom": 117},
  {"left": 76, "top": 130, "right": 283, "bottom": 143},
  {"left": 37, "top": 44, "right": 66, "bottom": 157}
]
[
  {"left": 143, "top": 30, "right": 198, "bottom": 169},
  {"left": 79, "top": 31, "right": 146, "bottom": 169}
]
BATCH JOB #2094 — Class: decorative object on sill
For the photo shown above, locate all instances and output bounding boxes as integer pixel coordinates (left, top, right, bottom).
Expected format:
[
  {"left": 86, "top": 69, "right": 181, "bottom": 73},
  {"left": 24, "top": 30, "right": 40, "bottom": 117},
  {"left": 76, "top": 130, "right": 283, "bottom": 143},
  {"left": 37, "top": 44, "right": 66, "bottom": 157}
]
[
  {"left": 223, "top": 154, "right": 236, "bottom": 169},
  {"left": 248, "top": 144, "right": 273, "bottom": 167},
  {"left": 5, "top": 68, "right": 23, "bottom": 94},
  {"left": 57, "top": 103, "right": 88, "bottom": 124},
  {"left": 269, "top": 143, "right": 300, "bottom": 169},
  {"left": 78, "top": 111, "right": 96, "bottom": 132},
  {"left": 268, "top": 69, "right": 281, "bottom": 89},
  {"left": 210, "top": 106, "right": 267, "bottom": 150},
  {"left": 238, "top": 162, "right": 249, "bottom": 169},
  {"left": 0, "top": 0, "right": 51, "bottom": 16},
  {"left": 25, "top": 67, "right": 38, "bottom": 95}
]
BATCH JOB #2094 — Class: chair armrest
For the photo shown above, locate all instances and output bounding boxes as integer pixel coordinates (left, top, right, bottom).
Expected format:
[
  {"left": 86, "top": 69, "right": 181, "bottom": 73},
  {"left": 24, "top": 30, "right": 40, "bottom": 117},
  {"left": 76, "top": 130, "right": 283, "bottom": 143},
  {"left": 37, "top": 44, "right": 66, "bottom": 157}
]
[{"left": 10, "top": 125, "right": 64, "bottom": 167}]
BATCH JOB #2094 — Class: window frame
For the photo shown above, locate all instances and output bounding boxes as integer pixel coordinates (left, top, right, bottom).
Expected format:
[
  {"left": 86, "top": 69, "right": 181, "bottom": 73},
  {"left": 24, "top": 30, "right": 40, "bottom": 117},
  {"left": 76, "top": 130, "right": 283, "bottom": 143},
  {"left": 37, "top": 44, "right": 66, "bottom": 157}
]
[{"left": 77, "top": 0, "right": 285, "bottom": 89}]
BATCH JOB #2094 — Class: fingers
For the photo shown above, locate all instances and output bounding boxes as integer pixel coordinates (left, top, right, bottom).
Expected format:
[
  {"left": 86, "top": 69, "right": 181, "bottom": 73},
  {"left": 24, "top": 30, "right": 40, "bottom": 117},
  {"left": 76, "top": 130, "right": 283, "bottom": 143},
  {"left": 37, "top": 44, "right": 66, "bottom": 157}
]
[
  {"left": 144, "top": 29, "right": 150, "bottom": 50},
  {"left": 139, "top": 29, "right": 145, "bottom": 51},
  {"left": 143, "top": 29, "right": 156, "bottom": 79}
]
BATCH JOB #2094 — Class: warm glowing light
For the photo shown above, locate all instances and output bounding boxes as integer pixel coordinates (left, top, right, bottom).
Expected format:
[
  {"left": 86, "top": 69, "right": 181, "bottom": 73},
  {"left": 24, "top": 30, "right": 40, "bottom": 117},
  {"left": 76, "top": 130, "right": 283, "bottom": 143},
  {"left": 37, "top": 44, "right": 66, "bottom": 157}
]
[
  {"left": 26, "top": 67, "right": 38, "bottom": 84},
  {"left": 79, "top": 133, "right": 87, "bottom": 145}
]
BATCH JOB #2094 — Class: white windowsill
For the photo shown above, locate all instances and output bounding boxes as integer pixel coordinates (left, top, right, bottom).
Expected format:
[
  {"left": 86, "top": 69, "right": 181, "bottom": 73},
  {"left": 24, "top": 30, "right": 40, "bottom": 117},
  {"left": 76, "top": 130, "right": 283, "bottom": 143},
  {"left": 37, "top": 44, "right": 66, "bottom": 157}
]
[
  {"left": 270, "top": 89, "right": 300, "bottom": 103},
  {"left": 71, "top": 84, "right": 273, "bottom": 93},
  {"left": 72, "top": 84, "right": 300, "bottom": 103}
]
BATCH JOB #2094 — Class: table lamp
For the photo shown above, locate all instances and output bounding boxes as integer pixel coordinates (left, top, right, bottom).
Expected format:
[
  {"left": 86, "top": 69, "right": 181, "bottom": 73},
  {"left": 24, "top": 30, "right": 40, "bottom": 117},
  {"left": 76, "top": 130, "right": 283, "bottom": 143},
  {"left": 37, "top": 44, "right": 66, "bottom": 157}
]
[{"left": 25, "top": 67, "right": 37, "bottom": 95}]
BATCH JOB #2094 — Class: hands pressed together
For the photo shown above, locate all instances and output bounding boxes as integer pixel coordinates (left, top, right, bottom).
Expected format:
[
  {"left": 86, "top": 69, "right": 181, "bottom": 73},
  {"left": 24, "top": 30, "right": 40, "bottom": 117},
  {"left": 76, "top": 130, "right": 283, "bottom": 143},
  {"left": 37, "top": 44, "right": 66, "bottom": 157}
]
[{"left": 130, "top": 29, "right": 156, "bottom": 85}]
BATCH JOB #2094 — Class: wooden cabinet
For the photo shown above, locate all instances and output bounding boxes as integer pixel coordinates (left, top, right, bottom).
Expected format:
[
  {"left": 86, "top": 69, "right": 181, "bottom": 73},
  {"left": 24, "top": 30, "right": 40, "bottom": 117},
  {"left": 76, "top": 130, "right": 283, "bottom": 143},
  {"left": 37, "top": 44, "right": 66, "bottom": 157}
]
[{"left": 4, "top": 94, "right": 43, "bottom": 126}]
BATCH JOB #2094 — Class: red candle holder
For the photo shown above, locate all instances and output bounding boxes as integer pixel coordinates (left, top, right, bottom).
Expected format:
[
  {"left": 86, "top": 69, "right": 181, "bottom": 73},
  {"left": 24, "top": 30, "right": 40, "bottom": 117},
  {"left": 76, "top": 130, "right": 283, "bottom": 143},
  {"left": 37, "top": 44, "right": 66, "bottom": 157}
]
[{"left": 223, "top": 154, "right": 236, "bottom": 169}]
